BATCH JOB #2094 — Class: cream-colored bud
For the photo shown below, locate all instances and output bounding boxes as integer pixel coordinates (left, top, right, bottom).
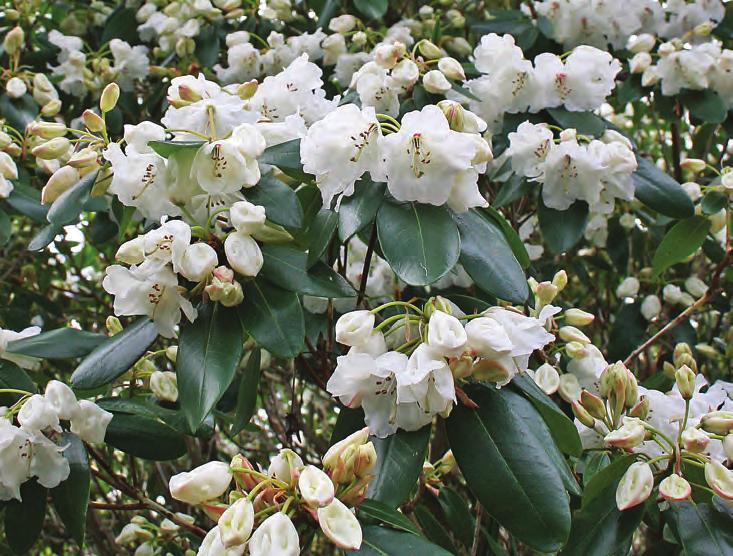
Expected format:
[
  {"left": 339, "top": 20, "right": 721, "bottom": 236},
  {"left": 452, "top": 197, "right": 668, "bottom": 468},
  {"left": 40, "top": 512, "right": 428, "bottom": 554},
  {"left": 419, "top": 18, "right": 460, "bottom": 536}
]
[
  {"left": 437, "top": 57, "right": 465, "bottom": 81},
  {"left": 559, "top": 326, "right": 591, "bottom": 344},
  {"left": 41, "top": 165, "right": 80, "bottom": 204},
  {"left": 3, "top": 27, "right": 24, "bottom": 55},
  {"left": 41, "top": 99, "right": 62, "bottom": 117},
  {"left": 100, "top": 83, "right": 120, "bottom": 113},
  {"left": 237, "top": 80, "right": 258, "bottom": 100},
  {"left": 82, "top": 109, "right": 105, "bottom": 132},
  {"left": 106, "top": 316, "right": 123, "bottom": 335},
  {"left": 68, "top": 148, "right": 99, "bottom": 169},
  {"left": 150, "top": 371, "right": 178, "bottom": 402},
  {"left": 552, "top": 270, "right": 568, "bottom": 290},
  {"left": 680, "top": 158, "right": 706, "bottom": 173},
  {"left": 418, "top": 39, "right": 442, "bottom": 59},
  {"left": 659, "top": 474, "right": 691, "bottom": 501},
  {"left": 32, "top": 137, "right": 71, "bottom": 160},
  {"left": 6, "top": 77, "right": 27, "bottom": 99},
  {"left": 564, "top": 308, "right": 594, "bottom": 326}
]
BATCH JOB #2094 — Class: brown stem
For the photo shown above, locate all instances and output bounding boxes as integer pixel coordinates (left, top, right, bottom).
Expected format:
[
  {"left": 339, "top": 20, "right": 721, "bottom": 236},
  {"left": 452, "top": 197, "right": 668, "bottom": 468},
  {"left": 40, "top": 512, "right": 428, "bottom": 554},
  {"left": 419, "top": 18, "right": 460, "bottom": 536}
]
[
  {"left": 471, "top": 503, "right": 484, "bottom": 556},
  {"left": 356, "top": 223, "right": 378, "bottom": 308}
]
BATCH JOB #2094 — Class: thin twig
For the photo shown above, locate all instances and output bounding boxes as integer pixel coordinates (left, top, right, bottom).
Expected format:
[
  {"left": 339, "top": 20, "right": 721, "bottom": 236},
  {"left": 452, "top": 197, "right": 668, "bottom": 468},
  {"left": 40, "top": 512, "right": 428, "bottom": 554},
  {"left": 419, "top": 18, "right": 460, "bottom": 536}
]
[
  {"left": 356, "top": 223, "right": 378, "bottom": 308},
  {"left": 471, "top": 503, "right": 484, "bottom": 556}
]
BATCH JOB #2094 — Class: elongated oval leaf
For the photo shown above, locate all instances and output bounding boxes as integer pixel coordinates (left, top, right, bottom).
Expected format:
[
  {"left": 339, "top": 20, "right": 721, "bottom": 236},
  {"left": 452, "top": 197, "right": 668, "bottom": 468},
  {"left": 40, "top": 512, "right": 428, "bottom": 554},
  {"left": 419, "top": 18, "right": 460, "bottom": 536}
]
[
  {"left": 454, "top": 208, "right": 528, "bottom": 303},
  {"left": 6, "top": 328, "right": 106, "bottom": 359},
  {"left": 246, "top": 173, "right": 303, "bottom": 229},
  {"left": 231, "top": 350, "right": 262, "bottom": 435},
  {"left": 0, "top": 93, "right": 39, "bottom": 131},
  {"left": 633, "top": 157, "right": 695, "bottom": 219},
  {"left": 538, "top": 198, "right": 589, "bottom": 254},
  {"left": 0, "top": 361, "right": 37, "bottom": 406},
  {"left": 338, "top": 178, "right": 386, "bottom": 241},
  {"left": 28, "top": 223, "right": 61, "bottom": 251},
  {"left": 377, "top": 201, "right": 460, "bottom": 286},
  {"left": 71, "top": 318, "right": 159, "bottom": 389},
  {"left": 177, "top": 303, "right": 244, "bottom": 431},
  {"left": 354, "top": 0, "right": 388, "bottom": 19},
  {"left": 104, "top": 413, "right": 187, "bottom": 461},
  {"left": 681, "top": 89, "right": 728, "bottom": 124},
  {"left": 239, "top": 280, "right": 305, "bottom": 358},
  {"left": 307, "top": 209, "right": 338, "bottom": 267},
  {"left": 483, "top": 206, "right": 531, "bottom": 269},
  {"left": 52, "top": 433, "right": 90, "bottom": 547},
  {"left": 665, "top": 501, "right": 733, "bottom": 554},
  {"left": 148, "top": 140, "right": 204, "bottom": 158},
  {"left": 5, "top": 480, "right": 47, "bottom": 554},
  {"left": 547, "top": 108, "right": 606, "bottom": 136},
  {"left": 367, "top": 426, "right": 430, "bottom": 508},
  {"left": 446, "top": 383, "right": 571, "bottom": 552},
  {"left": 260, "top": 139, "right": 312, "bottom": 181},
  {"left": 652, "top": 216, "right": 711, "bottom": 276},
  {"left": 358, "top": 499, "right": 422, "bottom": 535},
  {"left": 46, "top": 171, "right": 97, "bottom": 226}
]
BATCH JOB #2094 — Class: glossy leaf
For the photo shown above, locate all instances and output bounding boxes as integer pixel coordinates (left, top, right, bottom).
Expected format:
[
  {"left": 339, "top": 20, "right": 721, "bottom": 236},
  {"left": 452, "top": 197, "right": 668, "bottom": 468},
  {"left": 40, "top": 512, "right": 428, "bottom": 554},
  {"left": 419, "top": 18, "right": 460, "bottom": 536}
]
[
  {"left": 246, "top": 173, "right": 303, "bottom": 229},
  {"left": 548, "top": 108, "right": 606, "bottom": 136},
  {"left": 239, "top": 280, "right": 305, "bottom": 358},
  {"left": 633, "top": 157, "right": 695, "bottom": 219},
  {"left": 52, "top": 433, "right": 90, "bottom": 547},
  {"left": 438, "top": 487, "right": 475, "bottom": 547},
  {"left": 231, "top": 350, "right": 262, "bottom": 435},
  {"left": 6, "top": 328, "right": 106, "bottom": 359},
  {"left": 355, "top": 525, "right": 453, "bottom": 556},
  {"left": 71, "top": 318, "right": 159, "bottom": 389},
  {"left": 338, "top": 178, "right": 386, "bottom": 241},
  {"left": 4, "top": 480, "right": 47, "bottom": 554},
  {"left": 148, "top": 140, "right": 204, "bottom": 158},
  {"left": 259, "top": 139, "right": 311, "bottom": 180},
  {"left": 454, "top": 208, "right": 528, "bottom": 303},
  {"left": 28, "top": 224, "right": 61, "bottom": 251},
  {"left": 0, "top": 361, "right": 37, "bottom": 406},
  {"left": 104, "top": 412, "right": 187, "bottom": 460},
  {"left": 446, "top": 383, "right": 571, "bottom": 552},
  {"left": 665, "top": 501, "right": 733, "bottom": 554},
  {"left": 358, "top": 499, "right": 422, "bottom": 535},
  {"left": 681, "top": 89, "right": 728, "bottom": 124},
  {"left": 306, "top": 209, "right": 338, "bottom": 267},
  {"left": 367, "top": 426, "right": 431, "bottom": 508},
  {"left": 354, "top": 0, "right": 388, "bottom": 19},
  {"left": 46, "top": 171, "right": 97, "bottom": 226},
  {"left": 482, "top": 206, "right": 531, "bottom": 269},
  {"left": 0, "top": 93, "right": 39, "bottom": 131},
  {"left": 652, "top": 216, "right": 711, "bottom": 276},
  {"left": 538, "top": 198, "right": 589, "bottom": 254},
  {"left": 377, "top": 201, "right": 460, "bottom": 286},
  {"left": 177, "top": 302, "right": 244, "bottom": 431}
]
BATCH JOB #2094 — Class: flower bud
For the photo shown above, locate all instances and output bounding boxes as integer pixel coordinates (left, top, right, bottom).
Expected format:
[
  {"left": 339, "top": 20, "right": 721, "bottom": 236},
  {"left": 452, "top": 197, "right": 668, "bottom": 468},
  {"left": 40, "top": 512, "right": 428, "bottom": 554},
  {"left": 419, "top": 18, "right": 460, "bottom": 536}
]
[
  {"left": 317, "top": 498, "right": 362, "bottom": 551},
  {"left": 248, "top": 513, "right": 299, "bottom": 556},
  {"left": 558, "top": 373, "right": 581, "bottom": 402},
  {"left": 335, "top": 310, "right": 375, "bottom": 347},
  {"left": 268, "top": 448, "right": 303, "bottom": 486},
  {"left": 224, "top": 231, "right": 263, "bottom": 277},
  {"left": 437, "top": 100, "right": 465, "bottom": 131},
  {"left": 604, "top": 417, "right": 645, "bottom": 449},
  {"left": 628, "top": 396, "right": 649, "bottom": 420},
  {"left": 675, "top": 365, "right": 696, "bottom": 400},
  {"left": 684, "top": 276, "right": 707, "bottom": 298},
  {"left": 179, "top": 243, "right": 218, "bottom": 282},
  {"left": 673, "top": 343, "right": 694, "bottom": 367},
  {"left": 418, "top": 39, "right": 442, "bottom": 59},
  {"left": 115, "top": 236, "right": 146, "bottom": 265},
  {"left": 100, "top": 83, "right": 120, "bottom": 113},
  {"left": 32, "top": 137, "right": 71, "bottom": 160},
  {"left": 206, "top": 278, "right": 244, "bottom": 307},
  {"left": 106, "top": 316, "right": 123, "bottom": 335},
  {"left": 29, "top": 121, "right": 65, "bottom": 140},
  {"left": 437, "top": 57, "right": 465, "bottom": 81},
  {"left": 323, "top": 427, "right": 370, "bottom": 470},
  {"left": 559, "top": 128, "right": 577, "bottom": 142},
  {"left": 629, "top": 52, "right": 652, "bottom": 74},
  {"left": 374, "top": 43, "right": 405, "bottom": 69},
  {"left": 616, "top": 462, "right": 654, "bottom": 510},
  {"left": 681, "top": 427, "right": 710, "bottom": 453},
  {"left": 600, "top": 362, "right": 628, "bottom": 399},
  {"left": 298, "top": 465, "right": 335, "bottom": 507},
  {"left": 559, "top": 326, "right": 591, "bottom": 344},
  {"left": 572, "top": 400, "right": 595, "bottom": 428},
  {"left": 724, "top": 434, "right": 733, "bottom": 462},
  {"left": 115, "top": 523, "right": 152, "bottom": 545},
  {"left": 3, "top": 26, "right": 25, "bottom": 55},
  {"left": 659, "top": 474, "right": 691, "bottom": 501},
  {"left": 700, "top": 411, "right": 733, "bottom": 435},
  {"left": 627, "top": 33, "right": 655, "bottom": 53},
  {"left": 230, "top": 454, "right": 259, "bottom": 491},
  {"left": 705, "top": 461, "right": 733, "bottom": 499},
  {"left": 352, "top": 442, "right": 377, "bottom": 478},
  {"left": 640, "top": 295, "right": 661, "bottom": 321},
  {"left": 536, "top": 281, "right": 559, "bottom": 307},
  {"left": 41, "top": 165, "right": 79, "bottom": 204},
  {"left": 166, "top": 345, "right": 178, "bottom": 363},
  {"left": 82, "top": 109, "right": 106, "bottom": 132},
  {"left": 680, "top": 158, "right": 706, "bottom": 173},
  {"left": 218, "top": 497, "right": 254, "bottom": 547},
  {"left": 169, "top": 461, "right": 233, "bottom": 505},
  {"left": 67, "top": 147, "right": 99, "bottom": 169},
  {"left": 4, "top": 76, "right": 25, "bottom": 99},
  {"left": 329, "top": 14, "right": 357, "bottom": 34},
  {"left": 624, "top": 370, "right": 638, "bottom": 409},
  {"left": 41, "top": 99, "right": 62, "bottom": 117},
  {"left": 150, "top": 370, "right": 178, "bottom": 402},
  {"left": 616, "top": 277, "right": 639, "bottom": 298},
  {"left": 566, "top": 341, "right": 587, "bottom": 359},
  {"left": 552, "top": 270, "right": 568, "bottom": 291},
  {"left": 580, "top": 389, "right": 607, "bottom": 420},
  {"left": 230, "top": 200, "right": 266, "bottom": 235},
  {"left": 237, "top": 79, "right": 258, "bottom": 100},
  {"left": 422, "top": 70, "right": 451, "bottom": 94},
  {"left": 564, "top": 308, "right": 594, "bottom": 326},
  {"left": 533, "top": 363, "right": 560, "bottom": 395}
]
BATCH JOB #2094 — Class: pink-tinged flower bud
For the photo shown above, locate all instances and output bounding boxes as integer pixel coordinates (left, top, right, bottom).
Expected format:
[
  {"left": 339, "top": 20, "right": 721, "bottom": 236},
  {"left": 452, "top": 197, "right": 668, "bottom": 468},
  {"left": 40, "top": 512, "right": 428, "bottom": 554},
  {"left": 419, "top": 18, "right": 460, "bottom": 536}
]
[
  {"left": 3, "top": 26, "right": 24, "bottom": 55},
  {"left": 605, "top": 417, "right": 645, "bottom": 449},
  {"left": 206, "top": 278, "right": 245, "bottom": 307},
  {"left": 681, "top": 427, "right": 710, "bottom": 453},
  {"left": 373, "top": 43, "right": 405, "bottom": 69},
  {"left": 624, "top": 370, "right": 638, "bottom": 409},
  {"left": 700, "top": 411, "right": 733, "bottom": 435},
  {"left": 616, "top": 462, "right": 654, "bottom": 510},
  {"left": 237, "top": 80, "right": 258, "bottom": 100},
  {"left": 659, "top": 474, "right": 691, "bottom": 501},
  {"left": 268, "top": 448, "right": 303, "bottom": 487},
  {"left": 218, "top": 497, "right": 254, "bottom": 547},
  {"left": 100, "top": 83, "right": 120, "bottom": 113},
  {"left": 41, "top": 165, "right": 79, "bottom": 204},
  {"left": 31, "top": 137, "right": 71, "bottom": 160},
  {"left": 298, "top": 465, "right": 335, "bottom": 507},
  {"left": 179, "top": 243, "right": 218, "bottom": 282},
  {"left": 564, "top": 308, "right": 594, "bottom": 326},
  {"left": 213, "top": 266, "right": 235, "bottom": 283},
  {"left": 449, "top": 354, "right": 473, "bottom": 380},
  {"left": 572, "top": 400, "right": 595, "bottom": 428},
  {"left": 248, "top": 513, "right": 299, "bottom": 556},
  {"left": 150, "top": 370, "right": 178, "bottom": 402},
  {"left": 169, "top": 461, "right": 233, "bottom": 505},
  {"left": 437, "top": 57, "right": 465, "bottom": 81},
  {"left": 533, "top": 363, "right": 560, "bottom": 395},
  {"left": 580, "top": 390, "right": 607, "bottom": 420},
  {"left": 177, "top": 83, "right": 202, "bottom": 103},
  {"left": 628, "top": 396, "right": 649, "bottom": 420},
  {"left": 82, "top": 109, "right": 105, "bottom": 132},
  {"left": 705, "top": 461, "right": 733, "bottom": 499},
  {"left": 323, "top": 427, "right": 370, "bottom": 471},
  {"left": 471, "top": 358, "right": 512, "bottom": 384},
  {"left": 335, "top": 311, "right": 375, "bottom": 348},
  {"left": 230, "top": 454, "right": 259, "bottom": 491},
  {"left": 559, "top": 326, "right": 591, "bottom": 344},
  {"left": 680, "top": 158, "right": 706, "bottom": 173},
  {"left": 438, "top": 100, "right": 465, "bottom": 132},
  {"left": 317, "top": 498, "right": 362, "bottom": 550},
  {"left": 29, "top": 121, "right": 66, "bottom": 139},
  {"left": 675, "top": 365, "right": 696, "bottom": 400}
]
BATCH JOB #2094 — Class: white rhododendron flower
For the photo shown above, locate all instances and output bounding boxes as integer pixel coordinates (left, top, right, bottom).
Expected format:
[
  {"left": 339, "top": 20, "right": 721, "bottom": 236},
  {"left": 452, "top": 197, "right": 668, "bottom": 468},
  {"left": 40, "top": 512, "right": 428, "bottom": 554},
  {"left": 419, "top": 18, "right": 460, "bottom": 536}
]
[
  {"left": 169, "top": 461, "right": 232, "bottom": 505},
  {"left": 247, "top": 512, "right": 300, "bottom": 556}
]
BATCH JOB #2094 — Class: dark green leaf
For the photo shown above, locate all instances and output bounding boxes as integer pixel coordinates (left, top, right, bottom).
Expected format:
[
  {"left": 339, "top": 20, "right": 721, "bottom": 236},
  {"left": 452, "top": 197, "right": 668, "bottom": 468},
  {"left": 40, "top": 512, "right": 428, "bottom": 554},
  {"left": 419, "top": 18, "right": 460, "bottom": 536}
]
[
  {"left": 46, "top": 171, "right": 97, "bottom": 226},
  {"left": 0, "top": 207, "right": 10, "bottom": 246},
  {"left": 4, "top": 480, "right": 47, "bottom": 554},
  {"left": 367, "top": 426, "right": 430, "bottom": 508},
  {"left": 665, "top": 502, "right": 733, "bottom": 555},
  {"left": 6, "top": 182, "right": 49, "bottom": 222},
  {"left": 354, "top": 0, "right": 388, "bottom": 19},
  {"left": 0, "top": 361, "right": 37, "bottom": 406},
  {"left": 0, "top": 93, "right": 39, "bottom": 132},
  {"left": 177, "top": 303, "right": 243, "bottom": 431},
  {"left": 97, "top": 398, "right": 213, "bottom": 438},
  {"left": 681, "top": 89, "right": 728, "bottom": 124},
  {"left": 446, "top": 383, "right": 571, "bottom": 552},
  {"left": 148, "top": 140, "right": 204, "bottom": 158},
  {"left": 231, "top": 350, "right": 261, "bottom": 435},
  {"left": 239, "top": 280, "right": 305, "bottom": 358},
  {"left": 482, "top": 207, "right": 531, "bottom": 269},
  {"left": 633, "top": 157, "right": 695, "bottom": 219},
  {"left": 453, "top": 209, "right": 528, "bottom": 303},
  {"left": 652, "top": 216, "right": 711, "bottom": 276},
  {"left": 101, "top": 7, "right": 138, "bottom": 43},
  {"left": 330, "top": 406, "right": 366, "bottom": 445},
  {"left": 71, "top": 318, "right": 159, "bottom": 389},
  {"left": 438, "top": 487, "right": 475, "bottom": 547},
  {"left": 52, "top": 433, "right": 90, "bottom": 547},
  {"left": 355, "top": 525, "right": 453, "bottom": 555},
  {"left": 492, "top": 174, "right": 533, "bottom": 208},
  {"left": 582, "top": 455, "right": 636, "bottom": 507},
  {"left": 338, "top": 178, "right": 386, "bottom": 241},
  {"left": 548, "top": 108, "right": 607, "bottom": 136},
  {"left": 358, "top": 499, "right": 422, "bottom": 535},
  {"left": 6, "top": 328, "right": 106, "bottom": 359},
  {"left": 701, "top": 191, "right": 727, "bottom": 215},
  {"left": 377, "top": 201, "right": 460, "bottom": 286},
  {"left": 195, "top": 23, "right": 220, "bottom": 67},
  {"left": 538, "top": 199, "right": 589, "bottom": 254},
  {"left": 246, "top": 173, "right": 303, "bottom": 229},
  {"left": 260, "top": 140, "right": 311, "bottom": 180},
  {"left": 261, "top": 244, "right": 355, "bottom": 298},
  {"left": 307, "top": 209, "right": 338, "bottom": 267},
  {"left": 105, "top": 413, "right": 187, "bottom": 460},
  {"left": 28, "top": 224, "right": 61, "bottom": 251},
  {"left": 607, "top": 302, "right": 647, "bottom": 362},
  {"left": 413, "top": 506, "right": 457, "bottom": 553}
]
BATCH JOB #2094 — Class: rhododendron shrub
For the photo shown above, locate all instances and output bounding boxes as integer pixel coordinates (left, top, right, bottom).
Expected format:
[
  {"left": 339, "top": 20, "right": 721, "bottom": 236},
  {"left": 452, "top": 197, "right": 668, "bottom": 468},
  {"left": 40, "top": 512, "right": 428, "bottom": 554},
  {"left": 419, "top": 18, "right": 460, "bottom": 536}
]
[{"left": 0, "top": 0, "right": 732, "bottom": 554}]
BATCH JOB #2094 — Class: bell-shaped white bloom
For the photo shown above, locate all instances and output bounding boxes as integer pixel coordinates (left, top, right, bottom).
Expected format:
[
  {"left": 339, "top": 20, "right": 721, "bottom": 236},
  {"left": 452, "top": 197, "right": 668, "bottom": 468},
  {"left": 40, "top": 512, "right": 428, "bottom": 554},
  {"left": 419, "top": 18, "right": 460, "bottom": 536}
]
[
  {"left": 224, "top": 231, "right": 263, "bottom": 277},
  {"left": 659, "top": 474, "right": 691, "bottom": 501},
  {"left": 396, "top": 344, "right": 455, "bottom": 426},
  {"left": 248, "top": 512, "right": 300, "bottom": 556},
  {"left": 616, "top": 277, "right": 640, "bottom": 298},
  {"left": 123, "top": 122, "right": 166, "bottom": 155},
  {"left": 179, "top": 243, "right": 218, "bottom": 282},
  {"left": 268, "top": 448, "right": 303, "bottom": 486},
  {"left": 69, "top": 400, "right": 113, "bottom": 444},
  {"left": 391, "top": 59, "right": 420, "bottom": 87},
  {"left": 539, "top": 139, "right": 606, "bottom": 211},
  {"left": 533, "top": 363, "right": 560, "bottom": 395},
  {"left": 0, "top": 326, "right": 42, "bottom": 370},
  {"left": 705, "top": 461, "right": 733, "bottom": 499},
  {"left": 604, "top": 417, "right": 645, "bottom": 449},
  {"left": 17, "top": 395, "right": 61, "bottom": 434},
  {"left": 198, "top": 526, "right": 246, "bottom": 556},
  {"left": 218, "top": 497, "right": 255, "bottom": 547},
  {"left": 142, "top": 220, "right": 192, "bottom": 272},
  {"left": 379, "top": 105, "right": 480, "bottom": 208},
  {"left": 150, "top": 371, "right": 179, "bottom": 402},
  {"left": 230, "top": 201, "right": 266, "bottom": 235},
  {"left": 116, "top": 236, "right": 146, "bottom": 265},
  {"left": 563, "top": 46, "right": 621, "bottom": 111},
  {"left": 335, "top": 311, "right": 376, "bottom": 348},
  {"left": 507, "top": 122, "right": 554, "bottom": 178},
  {"left": 301, "top": 104, "right": 382, "bottom": 208},
  {"left": 352, "top": 62, "right": 400, "bottom": 117},
  {"left": 0, "top": 420, "right": 31, "bottom": 501},
  {"left": 29, "top": 433, "right": 70, "bottom": 489},
  {"left": 192, "top": 128, "right": 264, "bottom": 194},
  {"left": 298, "top": 465, "right": 335, "bottom": 507},
  {"left": 44, "top": 380, "right": 80, "bottom": 420},
  {"left": 169, "top": 461, "right": 233, "bottom": 505},
  {"left": 103, "top": 261, "right": 197, "bottom": 338},
  {"left": 616, "top": 462, "right": 654, "bottom": 510},
  {"left": 317, "top": 498, "right": 363, "bottom": 550},
  {"left": 427, "top": 310, "right": 467, "bottom": 358},
  {"left": 109, "top": 39, "right": 150, "bottom": 91}
]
